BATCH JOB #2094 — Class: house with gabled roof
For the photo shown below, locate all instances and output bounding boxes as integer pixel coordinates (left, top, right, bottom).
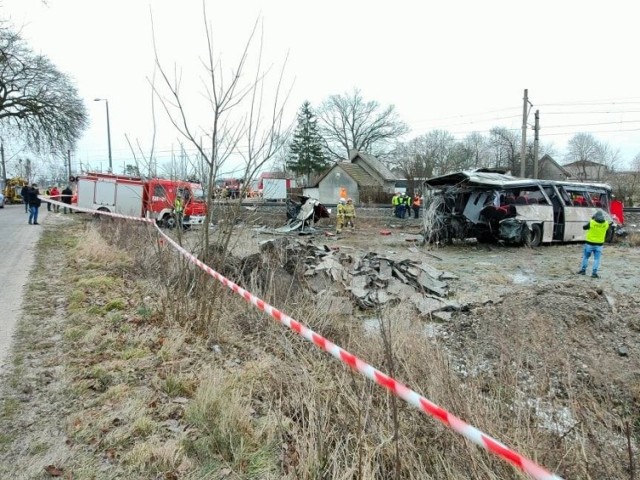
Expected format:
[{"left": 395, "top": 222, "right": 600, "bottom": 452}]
[
  {"left": 562, "top": 159, "right": 610, "bottom": 181},
  {"left": 302, "top": 150, "right": 400, "bottom": 204},
  {"left": 534, "top": 154, "right": 572, "bottom": 180}
]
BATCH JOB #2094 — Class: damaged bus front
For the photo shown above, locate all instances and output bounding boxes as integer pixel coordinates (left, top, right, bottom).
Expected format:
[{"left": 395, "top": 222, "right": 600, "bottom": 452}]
[{"left": 422, "top": 170, "right": 619, "bottom": 247}]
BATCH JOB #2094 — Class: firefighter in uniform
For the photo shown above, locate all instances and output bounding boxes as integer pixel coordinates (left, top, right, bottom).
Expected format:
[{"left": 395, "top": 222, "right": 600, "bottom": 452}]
[
  {"left": 174, "top": 196, "right": 184, "bottom": 228},
  {"left": 344, "top": 198, "right": 356, "bottom": 230},
  {"left": 336, "top": 198, "right": 347, "bottom": 234}
]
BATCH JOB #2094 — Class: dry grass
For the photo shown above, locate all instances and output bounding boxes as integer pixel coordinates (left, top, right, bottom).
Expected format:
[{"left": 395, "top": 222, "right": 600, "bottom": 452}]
[
  {"left": 3, "top": 216, "right": 637, "bottom": 479},
  {"left": 625, "top": 231, "right": 640, "bottom": 247}
]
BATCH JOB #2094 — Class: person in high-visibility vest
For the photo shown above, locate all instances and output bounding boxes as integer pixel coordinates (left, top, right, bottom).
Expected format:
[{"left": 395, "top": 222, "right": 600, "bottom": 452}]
[
  {"left": 174, "top": 196, "right": 184, "bottom": 229},
  {"left": 336, "top": 198, "right": 347, "bottom": 234},
  {"left": 391, "top": 193, "right": 400, "bottom": 218},
  {"left": 577, "top": 210, "right": 610, "bottom": 278},
  {"left": 412, "top": 193, "right": 422, "bottom": 219}
]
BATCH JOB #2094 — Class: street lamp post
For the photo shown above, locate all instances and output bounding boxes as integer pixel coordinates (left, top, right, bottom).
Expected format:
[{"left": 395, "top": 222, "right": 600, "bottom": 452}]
[{"left": 94, "top": 98, "right": 112, "bottom": 172}]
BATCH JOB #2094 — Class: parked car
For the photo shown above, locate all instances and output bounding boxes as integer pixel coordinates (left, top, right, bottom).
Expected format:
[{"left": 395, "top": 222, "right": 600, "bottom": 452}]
[{"left": 0, "top": 192, "right": 4, "bottom": 208}]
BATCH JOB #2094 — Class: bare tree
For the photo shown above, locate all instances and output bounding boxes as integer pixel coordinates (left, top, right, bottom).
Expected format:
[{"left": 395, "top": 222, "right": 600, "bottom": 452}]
[
  {"left": 318, "top": 88, "right": 408, "bottom": 161},
  {"left": 0, "top": 24, "right": 88, "bottom": 153},
  {"left": 151, "top": 6, "right": 289, "bottom": 251},
  {"left": 564, "top": 133, "right": 620, "bottom": 181},
  {"left": 462, "top": 132, "right": 491, "bottom": 169},
  {"left": 391, "top": 130, "right": 465, "bottom": 193},
  {"left": 609, "top": 153, "right": 640, "bottom": 206},
  {"left": 489, "top": 127, "right": 520, "bottom": 173}
]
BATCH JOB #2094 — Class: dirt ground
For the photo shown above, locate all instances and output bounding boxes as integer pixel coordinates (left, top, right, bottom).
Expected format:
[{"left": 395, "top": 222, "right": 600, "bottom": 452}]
[{"left": 228, "top": 216, "right": 640, "bottom": 476}]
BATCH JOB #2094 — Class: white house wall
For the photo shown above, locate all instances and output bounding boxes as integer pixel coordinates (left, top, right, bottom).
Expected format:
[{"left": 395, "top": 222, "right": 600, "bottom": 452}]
[{"left": 318, "top": 166, "right": 359, "bottom": 204}]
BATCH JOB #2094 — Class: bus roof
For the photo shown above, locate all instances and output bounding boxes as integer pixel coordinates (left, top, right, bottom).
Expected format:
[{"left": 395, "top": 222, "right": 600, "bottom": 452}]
[{"left": 424, "top": 169, "right": 611, "bottom": 191}]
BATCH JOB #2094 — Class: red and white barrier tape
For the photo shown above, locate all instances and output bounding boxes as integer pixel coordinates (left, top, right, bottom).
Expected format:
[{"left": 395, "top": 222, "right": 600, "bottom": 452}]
[{"left": 43, "top": 199, "right": 564, "bottom": 480}]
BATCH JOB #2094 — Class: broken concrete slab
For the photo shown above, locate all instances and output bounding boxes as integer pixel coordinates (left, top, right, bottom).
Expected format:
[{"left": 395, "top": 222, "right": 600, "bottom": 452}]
[
  {"left": 417, "top": 271, "right": 448, "bottom": 297},
  {"left": 411, "top": 294, "right": 447, "bottom": 316}
]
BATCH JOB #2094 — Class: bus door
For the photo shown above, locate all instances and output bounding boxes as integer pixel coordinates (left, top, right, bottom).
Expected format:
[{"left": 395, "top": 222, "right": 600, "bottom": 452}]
[
  {"left": 559, "top": 186, "right": 594, "bottom": 242},
  {"left": 542, "top": 185, "right": 565, "bottom": 241}
]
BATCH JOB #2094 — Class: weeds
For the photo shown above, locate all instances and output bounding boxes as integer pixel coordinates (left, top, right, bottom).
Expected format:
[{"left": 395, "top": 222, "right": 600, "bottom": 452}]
[{"left": 2, "top": 215, "right": 638, "bottom": 479}]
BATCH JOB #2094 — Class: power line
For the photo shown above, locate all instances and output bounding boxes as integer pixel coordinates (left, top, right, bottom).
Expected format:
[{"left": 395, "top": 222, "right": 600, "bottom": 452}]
[
  {"left": 545, "top": 110, "right": 640, "bottom": 115},
  {"left": 407, "top": 106, "right": 521, "bottom": 125},
  {"left": 543, "top": 119, "right": 640, "bottom": 129},
  {"left": 543, "top": 127, "right": 640, "bottom": 137}
]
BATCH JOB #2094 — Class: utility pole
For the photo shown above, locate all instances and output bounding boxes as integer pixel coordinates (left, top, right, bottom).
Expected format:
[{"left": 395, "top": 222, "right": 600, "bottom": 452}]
[
  {"left": 520, "top": 89, "right": 529, "bottom": 178},
  {"left": 533, "top": 110, "right": 540, "bottom": 179},
  {"left": 67, "top": 149, "right": 72, "bottom": 179},
  {"left": 1, "top": 143, "right": 6, "bottom": 188}
]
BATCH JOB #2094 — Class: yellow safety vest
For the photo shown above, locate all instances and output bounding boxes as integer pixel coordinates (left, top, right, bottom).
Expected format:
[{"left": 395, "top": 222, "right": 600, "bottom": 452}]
[{"left": 585, "top": 219, "right": 608, "bottom": 244}]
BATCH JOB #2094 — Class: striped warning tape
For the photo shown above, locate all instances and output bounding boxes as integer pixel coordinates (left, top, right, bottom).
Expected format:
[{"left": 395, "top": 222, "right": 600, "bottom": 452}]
[{"left": 43, "top": 198, "right": 564, "bottom": 480}]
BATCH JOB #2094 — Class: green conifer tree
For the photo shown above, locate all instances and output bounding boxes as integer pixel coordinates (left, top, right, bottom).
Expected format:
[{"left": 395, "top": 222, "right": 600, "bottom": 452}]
[{"left": 287, "top": 101, "right": 328, "bottom": 184}]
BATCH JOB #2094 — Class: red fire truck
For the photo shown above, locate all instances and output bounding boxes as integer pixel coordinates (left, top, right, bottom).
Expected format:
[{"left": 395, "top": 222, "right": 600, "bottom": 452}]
[{"left": 76, "top": 172, "right": 207, "bottom": 228}]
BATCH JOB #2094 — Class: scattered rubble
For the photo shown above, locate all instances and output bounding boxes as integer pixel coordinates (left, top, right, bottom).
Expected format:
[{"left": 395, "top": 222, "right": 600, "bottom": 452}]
[
  {"left": 232, "top": 238, "right": 463, "bottom": 316},
  {"left": 254, "top": 196, "right": 330, "bottom": 235}
]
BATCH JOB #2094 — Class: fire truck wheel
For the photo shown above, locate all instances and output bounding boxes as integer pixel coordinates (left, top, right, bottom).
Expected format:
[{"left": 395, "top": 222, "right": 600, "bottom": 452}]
[
  {"left": 163, "top": 214, "right": 177, "bottom": 229},
  {"left": 95, "top": 207, "right": 112, "bottom": 221}
]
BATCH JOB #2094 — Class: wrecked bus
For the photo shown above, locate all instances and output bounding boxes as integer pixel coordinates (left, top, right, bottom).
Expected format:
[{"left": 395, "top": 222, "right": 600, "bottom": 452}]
[{"left": 422, "top": 169, "right": 618, "bottom": 247}]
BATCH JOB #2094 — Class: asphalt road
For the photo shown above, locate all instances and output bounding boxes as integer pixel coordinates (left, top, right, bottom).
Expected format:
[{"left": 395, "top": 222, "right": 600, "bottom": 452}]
[{"left": 0, "top": 204, "right": 48, "bottom": 371}]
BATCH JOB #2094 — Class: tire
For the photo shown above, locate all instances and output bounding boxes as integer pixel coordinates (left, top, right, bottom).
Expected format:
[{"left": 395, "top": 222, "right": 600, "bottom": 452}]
[
  {"left": 528, "top": 224, "right": 542, "bottom": 247},
  {"left": 476, "top": 231, "right": 496, "bottom": 244},
  {"left": 94, "top": 207, "right": 112, "bottom": 221},
  {"left": 163, "top": 214, "right": 177, "bottom": 229}
]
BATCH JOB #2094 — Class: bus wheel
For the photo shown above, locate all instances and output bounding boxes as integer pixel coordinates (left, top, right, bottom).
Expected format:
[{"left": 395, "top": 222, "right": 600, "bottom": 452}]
[
  {"left": 527, "top": 224, "right": 542, "bottom": 247},
  {"left": 476, "top": 231, "right": 496, "bottom": 244}
]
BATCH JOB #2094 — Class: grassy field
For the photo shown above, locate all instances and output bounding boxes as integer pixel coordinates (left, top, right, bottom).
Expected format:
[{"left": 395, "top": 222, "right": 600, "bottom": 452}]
[{"left": 1, "top": 216, "right": 638, "bottom": 479}]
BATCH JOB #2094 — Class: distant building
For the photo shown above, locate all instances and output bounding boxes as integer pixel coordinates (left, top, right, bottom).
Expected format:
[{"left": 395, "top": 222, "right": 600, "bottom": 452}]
[
  {"left": 563, "top": 159, "right": 610, "bottom": 182},
  {"left": 303, "top": 150, "right": 400, "bottom": 204},
  {"left": 535, "top": 154, "right": 572, "bottom": 180}
]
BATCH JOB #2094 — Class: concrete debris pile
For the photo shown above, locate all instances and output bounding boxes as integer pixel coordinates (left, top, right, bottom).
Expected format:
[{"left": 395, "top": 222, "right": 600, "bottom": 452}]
[{"left": 252, "top": 238, "right": 460, "bottom": 316}]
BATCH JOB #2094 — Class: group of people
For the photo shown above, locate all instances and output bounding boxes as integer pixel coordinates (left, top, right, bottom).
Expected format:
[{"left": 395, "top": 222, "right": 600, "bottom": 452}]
[
  {"left": 336, "top": 197, "right": 356, "bottom": 234},
  {"left": 392, "top": 192, "right": 421, "bottom": 219},
  {"left": 20, "top": 184, "right": 74, "bottom": 225}
]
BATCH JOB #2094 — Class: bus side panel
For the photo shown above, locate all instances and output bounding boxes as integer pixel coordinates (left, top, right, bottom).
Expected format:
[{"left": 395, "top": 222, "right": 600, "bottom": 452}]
[
  {"left": 514, "top": 205, "right": 554, "bottom": 243},
  {"left": 562, "top": 207, "right": 595, "bottom": 242}
]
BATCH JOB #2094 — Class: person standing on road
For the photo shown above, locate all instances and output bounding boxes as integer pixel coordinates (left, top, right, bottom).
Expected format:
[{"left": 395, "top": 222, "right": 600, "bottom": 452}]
[
  {"left": 391, "top": 192, "right": 400, "bottom": 218},
  {"left": 27, "top": 184, "right": 42, "bottom": 225},
  {"left": 50, "top": 186, "right": 60, "bottom": 213},
  {"left": 344, "top": 198, "right": 356, "bottom": 231},
  {"left": 398, "top": 193, "right": 408, "bottom": 219},
  {"left": 577, "top": 210, "right": 610, "bottom": 278},
  {"left": 21, "top": 184, "right": 29, "bottom": 213},
  {"left": 61, "top": 185, "right": 73, "bottom": 214},
  {"left": 45, "top": 187, "right": 52, "bottom": 211},
  {"left": 412, "top": 193, "right": 421, "bottom": 219},
  {"left": 174, "top": 195, "right": 184, "bottom": 228},
  {"left": 336, "top": 198, "right": 346, "bottom": 234}
]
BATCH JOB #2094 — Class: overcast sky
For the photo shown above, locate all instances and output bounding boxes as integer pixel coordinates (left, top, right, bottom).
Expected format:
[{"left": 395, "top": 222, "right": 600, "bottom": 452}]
[{"left": 3, "top": 0, "right": 640, "bottom": 176}]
